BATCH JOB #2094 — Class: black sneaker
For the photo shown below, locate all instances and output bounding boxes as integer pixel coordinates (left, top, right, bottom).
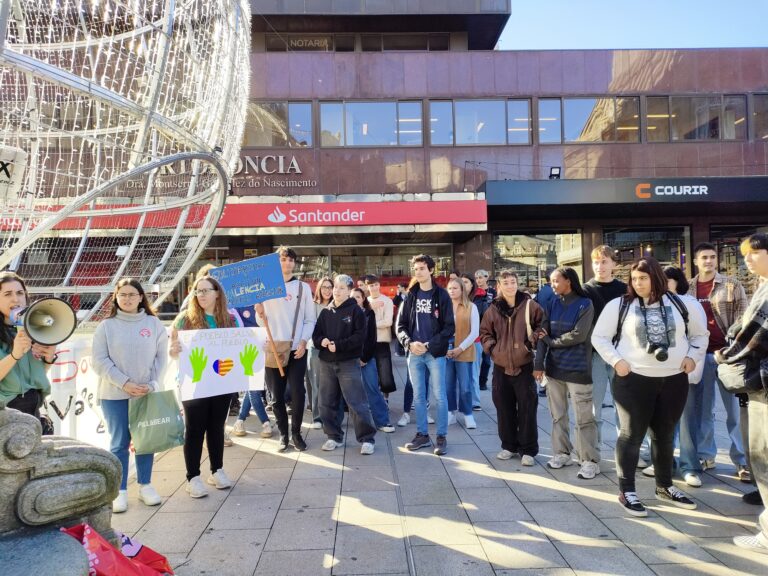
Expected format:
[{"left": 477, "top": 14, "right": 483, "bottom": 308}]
[
  {"left": 434, "top": 436, "right": 448, "bottom": 456},
  {"left": 405, "top": 434, "right": 432, "bottom": 451},
  {"left": 655, "top": 486, "right": 696, "bottom": 510},
  {"left": 291, "top": 434, "right": 307, "bottom": 452},
  {"left": 743, "top": 490, "right": 763, "bottom": 506},
  {"left": 277, "top": 435, "right": 289, "bottom": 452},
  {"left": 619, "top": 491, "right": 647, "bottom": 517}
]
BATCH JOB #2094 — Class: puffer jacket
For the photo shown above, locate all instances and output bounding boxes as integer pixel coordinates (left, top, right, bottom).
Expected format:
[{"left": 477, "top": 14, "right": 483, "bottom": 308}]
[{"left": 480, "top": 292, "right": 543, "bottom": 376}]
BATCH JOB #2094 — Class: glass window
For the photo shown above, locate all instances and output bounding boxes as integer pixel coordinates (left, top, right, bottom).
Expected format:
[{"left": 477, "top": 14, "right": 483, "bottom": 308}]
[
  {"left": 603, "top": 227, "right": 691, "bottom": 280},
  {"left": 646, "top": 96, "right": 670, "bottom": 142},
  {"left": 506, "top": 99, "right": 531, "bottom": 145},
  {"left": 428, "top": 34, "right": 450, "bottom": 51},
  {"left": 288, "top": 103, "right": 312, "bottom": 147},
  {"left": 670, "top": 96, "right": 721, "bottom": 141},
  {"left": 429, "top": 101, "right": 454, "bottom": 145},
  {"left": 243, "top": 102, "right": 288, "bottom": 147},
  {"left": 265, "top": 35, "right": 287, "bottom": 52},
  {"left": 335, "top": 35, "right": 355, "bottom": 52},
  {"left": 493, "top": 232, "right": 583, "bottom": 294},
  {"left": 755, "top": 94, "right": 768, "bottom": 141},
  {"left": 722, "top": 95, "right": 747, "bottom": 140},
  {"left": 454, "top": 100, "right": 506, "bottom": 145},
  {"left": 563, "top": 97, "right": 615, "bottom": 142},
  {"left": 320, "top": 102, "right": 344, "bottom": 146},
  {"left": 383, "top": 34, "right": 428, "bottom": 51},
  {"left": 616, "top": 97, "right": 640, "bottom": 142},
  {"left": 398, "top": 101, "right": 423, "bottom": 146},
  {"left": 361, "top": 35, "right": 382, "bottom": 51},
  {"left": 345, "top": 102, "right": 398, "bottom": 146},
  {"left": 710, "top": 225, "right": 768, "bottom": 297},
  {"left": 538, "top": 98, "right": 562, "bottom": 144}
]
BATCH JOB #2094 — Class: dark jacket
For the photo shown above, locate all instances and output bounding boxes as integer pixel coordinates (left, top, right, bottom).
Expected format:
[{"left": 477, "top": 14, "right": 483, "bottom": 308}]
[
  {"left": 396, "top": 281, "right": 455, "bottom": 358},
  {"left": 472, "top": 288, "right": 492, "bottom": 319},
  {"left": 312, "top": 297, "right": 365, "bottom": 363},
  {"left": 361, "top": 307, "right": 377, "bottom": 363},
  {"left": 480, "top": 292, "right": 543, "bottom": 376}
]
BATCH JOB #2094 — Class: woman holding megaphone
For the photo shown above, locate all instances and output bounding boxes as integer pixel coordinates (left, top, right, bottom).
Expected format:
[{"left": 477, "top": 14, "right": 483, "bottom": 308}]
[{"left": 0, "top": 272, "right": 58, "bottom": 418}]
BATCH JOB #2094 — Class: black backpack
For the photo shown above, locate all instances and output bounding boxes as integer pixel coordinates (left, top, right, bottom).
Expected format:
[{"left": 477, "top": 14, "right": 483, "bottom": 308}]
[{"left": 612, "top": 292, "right": 689, "bottom": 346}]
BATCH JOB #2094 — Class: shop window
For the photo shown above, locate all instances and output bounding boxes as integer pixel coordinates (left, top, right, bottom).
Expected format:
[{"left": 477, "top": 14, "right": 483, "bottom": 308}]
[
  {"left": 429, "top": 101, "right": 454, "bottom": 146},
  {"left": 615, "top": 97, "right": 640, "bottom": 142},
  {"left": 563, "top": 97, "right": 615, "bottom": 143},
  {"left": 603, "top": 227, "right": 690, "bottom": 280},
  {"left": 538, "top": 99, "right": 562, "bottom": 144},
  {"left": 710, "top": 225, "right": 768, "bottom": 297},
  {"left": 397, "top": 101, "right": 423, "bottom": 146},
  {"left": 670, "top": 96, "right": 721, "bottom": 141},
  {"left": 242, "top": 101, "right": 313, "bottom": 148},
  {"left": 646, "top": 96, "right": 671, "bottom": 142},
  {"left": 320, "top": 102, "right": 344, "bottom": 146},
  {"left": 506, "top": 99, "right": 531, "bottom": 145},
  {"left": 455, "top": 100, "right": 506, "bottom": 146},
  {"left": 755, "top": 94, "right": 768, "bottom": 141}
]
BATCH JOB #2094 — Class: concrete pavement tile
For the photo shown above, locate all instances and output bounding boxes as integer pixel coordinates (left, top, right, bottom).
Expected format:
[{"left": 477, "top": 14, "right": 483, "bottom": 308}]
[
  {"left": 503, "top": 471, "right": 578, "bottom": 503},
  {"left": 254, "top": 549, "right": 335, "bottom": 575},
  {"left": 221, "top": 442, "right": 259, "bottom": 460},
  {"left": 179, "top": 528, "right": 268, "bottom": 576},
  {"left": 246, "top": 446, "right": 300, "bottom": 467},
  {"left": 111, "top": 502, "right": 158, "bottom": 535},
  {"left": 336, "top": 491, "right": 400, "bottom": 526},
  {"left": 404, "top": 504, "right": 479, "bottom": 546},
  {"left": 445, "top": 426, "right": 475, "bottom": 445},
  {"left": 343, "top": 441, "right": 394, "bottom": 467},
  {"left": 495, "top": 570, "right": 575, "bottom": 576},
  {"left": 210, "top": 493, "right": 280, "bottom": 530},
  {"left": 443, "top": 461, "right": 507, "bottom": 488},
  {"left": 398, "top": 474, "right": 460, "bottom": 506},
  {"left": 134, "top": 511, "right": 213, "bottom": 555},
  {"left": 456, "top": 487, "right": 532, "bottom": 522},
  {"left": 692, "top": 537, "right": 768, "bottom": 574},
  {"left": 126, "top": 469, "right": 185, "bottom": 498},
  {"left": 393, "top": 452, "right": 448, "bottom": 477},
  {"left": 684, "top": 483, "right": 759, "bottom": 516},
  {"left": 474, "top": 521, "right": 568, "bottom": 570},
  {"left": 602, "top": 516, "right": 718, "bottom": 564},
  {"left": 473, "top": 433, "right": 504, "bottom": 452},
  {"left": 158, "top": 482, "right": 231, "bottom": 513},
  {"left": 265, "top": 508, "right": 337, "bottom": 551},
  {"left": 441, "top": 442, "right": 490, "bottom": 462},
  {"left": 151, "top": 447, "right": 187, "bottom": 471},
  {"left": 292, "top": 455, "right": 345, "bottom": 479},
  {"left": 341, "top": 465, "right": 396, "bottom": 492},
  {"left": 649, "top": 562, "right": 744, "bottom": 575},
  {"left": 411, "top": 544, "right": 494, "bottom": 576},
  {"left": 654, "top": 501, "right": 754, "bottom": 538},
  {"left": 332, "top": 524, "right": 408, "bottom": 575},
  {"left": 524, "top": 501, "right": 616, "bottom": 542},
  {"left": 280, "top": 477, "right": 341, "bottom": 509},
  {"left": 231, "top": 467, "right": 293, "bottom": 494},
  {"left": 554, "top": 539, "right": 656, "bottom": 575}
]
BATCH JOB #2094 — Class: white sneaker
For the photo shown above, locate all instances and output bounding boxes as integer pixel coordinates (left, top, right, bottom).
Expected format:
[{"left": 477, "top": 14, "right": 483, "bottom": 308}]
[
  {"left": 378, "top": 424, "right": 395, "bottom": 433},
  {"left": 207, "top": 469, "right": 232, "bottom": 489},
  {"left": 496, "top": 449, "right": 514, "bottom": 460},
  {"left": 521, "top": 455, "right": 535, "bottom": 466},
  {"left": 112, "top": 490, "right": 128, "bottom": 513},
  {"left": 463, "top": 414, "right": 477, "bottom": 429},
  {"left": 138, "top": 484, "right": 162, "bottom": 506},
  {"left": 427, "top": 414, "right": 435, "bottom": 424},
  {"left": 322, "top": 439, "right": 342, "bottom": 451},
  {"left": 547, "top": 454, "right": 574, "bottom": 469},
  {"left": 310, "top": 421, "right": 323, "bottom": 429},
  {"left": 397, "top": 413, "right": 410, "bottom": 427},
  {"left": 260, "top": 421, "right": 273, "bottom": 438},
  {"left": 186, "top": 476, "right": 209, "bottom": 498},
  {"left": 360, "top": 442, "right": 375, "bottom": 455},
  {"left": 684, "top": 472, "right": 702, "bottom": 487},
  {"left": 642, "top": 465, "right": 655, "bottom": 477},
  {"left": 223, "top": 430, "right": 233, "bottom": 447},
  {"left": 577, "top": 461, "right": 600, "bottom": 480},
  {"left": 232, "top": 419, "right": 247, "bottom": 436},
  {"left": 447, "top": 412, "right": 457, "bottom": 426}
]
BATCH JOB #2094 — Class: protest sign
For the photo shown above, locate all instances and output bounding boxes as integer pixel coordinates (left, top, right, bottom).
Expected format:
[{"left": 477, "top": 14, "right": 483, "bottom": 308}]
[
  {"left": 176, "top": 327, "right": 268, "bottom": 401},
  {"left": 209, "top": 252, "right": 285, "bottom": 308}
]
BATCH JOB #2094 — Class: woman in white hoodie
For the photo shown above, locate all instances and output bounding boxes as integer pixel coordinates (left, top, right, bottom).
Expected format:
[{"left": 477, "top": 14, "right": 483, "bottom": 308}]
[{"left": 93, "top": 278, "right": 168, "bottom": 514}]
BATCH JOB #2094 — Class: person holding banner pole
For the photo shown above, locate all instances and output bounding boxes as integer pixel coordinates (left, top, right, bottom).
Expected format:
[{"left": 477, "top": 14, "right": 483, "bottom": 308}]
[
  {"left": 170, "top": 276, "right": 237, "bottom": 498},
  {"left": 255, "top": 247, "right": 316, "bottom": 452}
]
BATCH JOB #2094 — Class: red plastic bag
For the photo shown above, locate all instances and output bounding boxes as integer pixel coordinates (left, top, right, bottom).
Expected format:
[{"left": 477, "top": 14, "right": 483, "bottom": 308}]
[{"left": 61, "top": 523, "right": 174, "bottom": 576}]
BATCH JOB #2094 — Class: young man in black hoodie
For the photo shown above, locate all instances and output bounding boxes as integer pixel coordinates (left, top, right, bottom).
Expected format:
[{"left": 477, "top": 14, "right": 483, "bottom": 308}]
[
  {"left": 397, "top": 254, "right": 455, "bottom": 456},
  {"left": 313, "top": 274, "right": 377, "bottom": 455}
]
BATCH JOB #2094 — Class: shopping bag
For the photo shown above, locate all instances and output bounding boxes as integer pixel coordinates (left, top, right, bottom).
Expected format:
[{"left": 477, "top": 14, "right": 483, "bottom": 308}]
[
  {"left": 128, "top": 390, "right": 185, "bottom": 455},
  {"left": 61, "top": 523, "right": 174, "bottom": 576}
]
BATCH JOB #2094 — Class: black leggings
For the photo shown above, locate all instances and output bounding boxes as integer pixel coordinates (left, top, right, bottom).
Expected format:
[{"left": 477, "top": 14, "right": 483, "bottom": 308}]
[
  {"left": 612, "top": 371, "right": 688, "bottom": 492},
  {"left": 182, "top": 393, "right": 231, "bottom": 481},
  {"left": 265, "top": 353, "right": 308, "bottom": 437}
]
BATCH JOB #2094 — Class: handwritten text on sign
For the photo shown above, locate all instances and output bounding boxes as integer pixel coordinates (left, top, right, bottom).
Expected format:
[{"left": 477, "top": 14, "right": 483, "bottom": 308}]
[{"left": 209, "top": 252, "right": 286, "bottom": 308}]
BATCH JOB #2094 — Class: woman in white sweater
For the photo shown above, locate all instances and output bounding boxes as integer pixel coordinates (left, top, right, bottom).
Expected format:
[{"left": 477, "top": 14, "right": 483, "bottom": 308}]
[
  {"left": 592, "top": 257, "right": 708, "bottom": 518},
  {"left": 93, "top": 278, "right": 168, "bottom": 514}
]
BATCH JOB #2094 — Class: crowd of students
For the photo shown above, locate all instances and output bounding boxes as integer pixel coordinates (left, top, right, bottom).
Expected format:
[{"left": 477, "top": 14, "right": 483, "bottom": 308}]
[{"left": 2, "top": 236, "right": 768, "bottom": 553}]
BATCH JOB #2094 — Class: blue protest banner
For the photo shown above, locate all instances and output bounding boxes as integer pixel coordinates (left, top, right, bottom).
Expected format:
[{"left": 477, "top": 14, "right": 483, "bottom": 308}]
[{"left": 209, "top": 253, "right": 286, "bottom": 308}]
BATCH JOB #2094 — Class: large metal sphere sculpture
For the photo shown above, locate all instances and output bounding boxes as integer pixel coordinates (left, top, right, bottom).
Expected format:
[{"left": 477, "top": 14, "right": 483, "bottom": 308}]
[{"left": 0, "top": 0, "right": 250, "bottom": 323}]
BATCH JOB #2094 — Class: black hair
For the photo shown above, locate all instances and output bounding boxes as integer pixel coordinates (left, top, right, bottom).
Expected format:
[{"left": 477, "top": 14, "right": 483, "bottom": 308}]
[
  {"left": 693, "top": 242, "right": 717, "bottom": 257},
  {"left": 0, "top": 272, "right": 29, "bottom": 352},
  {"left": 552, "top": 267, "right": 588, "bottom": 298},
  {"left": 276, "top": 246, "right": 298, "bottom": 261},
  {"left": 460, "top": 273, "right": 477, "bottom": 297},
  {"left": 108, "top": 278, "right": 156, "bottom": 318},
  {"left": 663, "top": 266, "right": 690, "bottom": 295},
  {"left": 627, "top": 257, "right": 668, "bottom": 305},
  {"left": 410, "top": 254, "right": 435, "bottom": 273}
]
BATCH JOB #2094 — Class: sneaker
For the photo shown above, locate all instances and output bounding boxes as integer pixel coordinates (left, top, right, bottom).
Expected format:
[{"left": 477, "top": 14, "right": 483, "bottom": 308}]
[
  {"left": 260, "top": 421, "right": 273, "bottom": 438},
  {"left": 310, "top": 421, "right": 323, "bottom": 429},
  {"left": 547, "top": 454, "right": 574, "bottom": 469},
  {"left": 642, "top": 465, "right": 655, "bottom": 477},
  {"left": 223, "top": 431, "right": 233, "bottom": 447},
  {"left": 734, "top": 534, "right": 768, "bottom": 554},
  {"left": 521, "top": 455, "right": 535, "bottom": 466},
  {"left": 578, "top": 461, "right": 600, "bottom": 480},
  {"left": 655, "top": 486, "right": 697, "bottom": 509},
  {"left": 700, "top": 458, "right": 716, "bottom": 470},
  {"left": 360, "top": 442, "right": 375, "bottom": 455},
  {"left": 463, "top": 414, "right": 477, "bottom": 429},
  {"left": 232, "top": 419, "right": 247, "bottom": 437},
  {"left": 743, "top": 490, "right": 763, "bottom": 505},
  {"left": 683, "top": 472, "right": 702, "bottom": 487},
  {"left": 397, "top": 413, "right": 411, "bottom": 427},
  {"left": 378, "top": 424, "right": 395, "bottom": 433},
  {"left": 405, "top": 433, "right": 432, "bottom": 451},
  {"left": 322, "top": 439, "right": 342, "bottom": 451},
  {"left": 472, "top": 405, "right": 482, "bottom": 412},
  {"left": 292, "top": 434, "right": 307, "bottom": 452},
  {"left": 619, "top": 491, "right": 648, "bottom": 517},
  {"left": 207, "top": 469, "right": 232, "bottom": 489},
  {"left": 496, "top": 449, "right": 514, "bottom": 460},
  {"left": 277, "top": 435, "right": 289, "bottom": 452},
  {"left": 434, "top": 435, "right": 448, "bottom": 456},
  {"left": 112, "top": 490, "right": 128, "bottom": 513},
  {"left": 447, "top": 412, "right": 457, "bottom": 426},
  {"left": 427, "top": 414, "right": 435, "bottom": 424},
  {"left": 138, "top": 484, "right": 162, "bottom": 506},
  {"left": 737, "top": 465, "right": 752, "bottom": 483},
  {"left": 636, "top": 456, "right": 649, "bottom": 468},
  {"left": 186, "top": 476, "right": 209, "bottom": 498}
]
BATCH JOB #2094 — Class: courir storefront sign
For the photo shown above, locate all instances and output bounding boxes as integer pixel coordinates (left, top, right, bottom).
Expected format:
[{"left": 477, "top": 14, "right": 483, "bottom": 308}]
[{"left": 231, "top": 154, "right": 318, "bottom": 191}]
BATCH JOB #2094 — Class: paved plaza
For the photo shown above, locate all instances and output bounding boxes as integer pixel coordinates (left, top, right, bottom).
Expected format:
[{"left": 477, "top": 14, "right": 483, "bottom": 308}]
[{"left": 114, "top": 357, "right": 768, "bottom": 575}]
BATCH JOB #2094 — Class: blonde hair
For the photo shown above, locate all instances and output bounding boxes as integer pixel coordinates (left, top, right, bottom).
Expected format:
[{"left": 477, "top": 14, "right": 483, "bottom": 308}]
[
  {"left": 447, "top": 277, "right": 472, "bottom": 309},
  {"left": 590, "top": 244, "right": 617, "bottom": 262}
]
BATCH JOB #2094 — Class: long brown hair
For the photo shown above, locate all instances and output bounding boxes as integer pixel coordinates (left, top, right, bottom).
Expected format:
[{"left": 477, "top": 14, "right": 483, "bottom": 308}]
[
  {"left": 627, "top": 257, "right": 668, "bottom": 305},
  {"left": 0, "top": 272, "right": 29, "bottom": 351},
  {"left": 314, "top": 276, "right": 333, "bottom": 305},
  {"left": 177, "top": 276, "right": 235, "bottom": 330},
  {"left": 108, "top": 278, "right": 156, "bottom": 318}
]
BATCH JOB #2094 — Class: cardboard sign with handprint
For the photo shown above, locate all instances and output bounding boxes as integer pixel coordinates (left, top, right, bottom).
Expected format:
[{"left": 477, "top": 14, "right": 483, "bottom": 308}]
[{"left": 176, "top": 327, "right": 268, "bottom": 401}]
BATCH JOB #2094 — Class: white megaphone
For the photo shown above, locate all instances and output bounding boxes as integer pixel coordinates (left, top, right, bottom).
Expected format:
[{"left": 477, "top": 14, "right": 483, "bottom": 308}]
[{"left": 9, "top": 298, "right": 78, "bottom": 346}]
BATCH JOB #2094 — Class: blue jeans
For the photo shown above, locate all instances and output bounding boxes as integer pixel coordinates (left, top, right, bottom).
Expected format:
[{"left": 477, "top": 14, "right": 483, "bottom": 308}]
[
  {"left": 403, "top": 365, "right": 429, "bottom": 414},
  {"left": 591, "top": 354, "right": 614, "bottom": 445},
  {"left": 238, "top": 390, "right": 269, "bottom": 424},
  {"left": 446, "top": 358, "right": 473, "bottom": 415},
  {"left": 471, "top": 342, "right": 483, "bottom": 407},
  {"left": 679, "top": 353, "right": 746, "bottom": 473},
  {"left": 307, "top": 347, "right": 322, "bottom": 423},
  {"left": 361, "top": 357, "right": 391, "bottom": 427},
  {"left": 408, "top": 352, "right": 447, "bottom": 437},
  {"left": 101, "top": 399, "right": 154, "bottom": 490}
]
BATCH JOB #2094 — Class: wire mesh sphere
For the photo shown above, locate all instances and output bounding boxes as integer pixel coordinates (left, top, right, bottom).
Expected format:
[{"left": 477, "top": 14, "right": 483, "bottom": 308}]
[{"left": 0, "top": 0, "right": 250, "bottom": 323}]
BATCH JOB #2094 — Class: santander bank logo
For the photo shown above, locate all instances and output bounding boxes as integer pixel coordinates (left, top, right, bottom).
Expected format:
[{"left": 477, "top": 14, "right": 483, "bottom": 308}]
[{"left": 267, "top": 206, "right": 287, "bottom": 223}]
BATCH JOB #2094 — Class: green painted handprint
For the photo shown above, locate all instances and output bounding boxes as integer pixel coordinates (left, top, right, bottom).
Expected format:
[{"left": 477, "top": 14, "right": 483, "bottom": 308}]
[
  {"left": 189, "top": 347, "right": 208, "bottom": 383},
  {"left": 239, "top": 344, "right": 260, "bottom": 376}
]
